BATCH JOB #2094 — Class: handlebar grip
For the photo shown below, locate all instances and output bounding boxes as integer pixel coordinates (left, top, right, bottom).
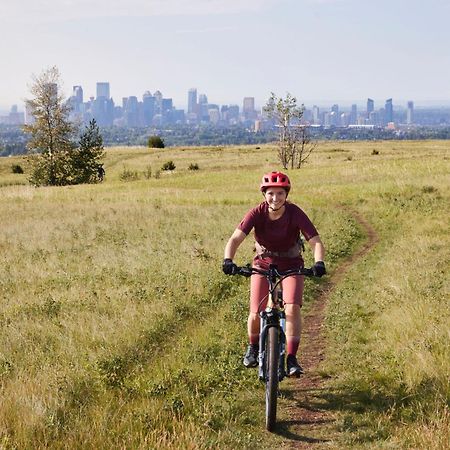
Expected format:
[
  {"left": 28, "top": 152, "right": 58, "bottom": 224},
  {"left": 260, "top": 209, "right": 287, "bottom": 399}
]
[
  {"left": 302, "top": 267, "right": 314, "bottom": 277},
  {"left": 237, "top": 266, "right": 253, "bottom": 277}
]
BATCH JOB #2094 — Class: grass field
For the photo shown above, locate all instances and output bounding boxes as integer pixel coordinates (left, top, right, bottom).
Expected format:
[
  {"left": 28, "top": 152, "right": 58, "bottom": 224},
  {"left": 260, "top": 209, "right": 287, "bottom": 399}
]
[{"left": 0, "top": 141, "right": 449, "bottom": 449}]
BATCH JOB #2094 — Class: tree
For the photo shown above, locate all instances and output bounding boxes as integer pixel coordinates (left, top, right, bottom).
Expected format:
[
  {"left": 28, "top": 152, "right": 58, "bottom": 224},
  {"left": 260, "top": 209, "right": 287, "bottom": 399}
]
[
  {"left": 23, "top": 66, "right": 77, "bottom": 186},
  {"left": 264, "top": 92, "right": 316, "bottom": 169},
  {"left": 148, "top": 135, "right": 165, "bottom": 148},
  {"left": 70, "top": 119, "right": 105, "bottom": 183}
]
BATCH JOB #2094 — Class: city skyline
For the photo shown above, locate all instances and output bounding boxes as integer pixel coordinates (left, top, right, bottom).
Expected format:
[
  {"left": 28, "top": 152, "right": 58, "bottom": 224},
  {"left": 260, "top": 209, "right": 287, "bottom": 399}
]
[
  {"left": 4, "top": 79, "right": 442, "bottom": 129},
  {"left": 1, "top": 79, "right": 447, "bottom": 115},
  {"left": 1, "top": 0, "right": 450, "bottom": 112}
]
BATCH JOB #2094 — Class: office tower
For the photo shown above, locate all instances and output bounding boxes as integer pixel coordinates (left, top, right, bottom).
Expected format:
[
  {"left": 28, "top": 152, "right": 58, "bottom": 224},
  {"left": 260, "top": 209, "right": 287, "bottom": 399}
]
[
  {"left": 208, "top": 107, "right": 220, "bottom": 125},
  {"left": 188, "top": 88, "right": 197, "bottom": 114},
  {"left": 161, "top": 98, "right": 173, "bottom": 124},
  {"left": 367, "top": 98, "right": 374, "bottom": 117},
  {"left": 96, "top": 82, "right": 110, "bottom": 99},
  {"left": 407, "top": 101, "right": 414, "bottom": 125},
  {"left": 197, "top": 95, "right": 209, "bottom": 121},
  {"left": 243, "top": 97, "right": 256, "bottom": 121},
  {"left": 142, "top": 91, "right": 155, "bottom": 126},
  {"left": 312, "top": 105, "right": 320, "bottom": 124},
  {"left": 125, "top": 96, "right": 139, "bottom": 127},
  {"left": 227, "top": 105, "right": 240, "bottom": 124},
  {"left": 350, "top": 104, "right": 357, "bottom": 125},
  {"left": 73, "top": 86, "right": 83, "bottom": 103},
  {"left": 92, "top": 96, "right": 114, "bottom": 126},
  {"left": 153, "top": 90, "right": 163, "bottom": 114},
  {"left": 331, "top": 104, "right": 339, "bottom": 126},
  {"left": 243, "top": 97, "right": 255, "bottom": 113},
  {"left": 369, "top": 110, "right": 379, "bottom": 125},
  {"left": 385, "top": 98, "right": 393, "bottom": 124},
  {"left": 161, "top": 98, "right": 173, "bottom": 113}
]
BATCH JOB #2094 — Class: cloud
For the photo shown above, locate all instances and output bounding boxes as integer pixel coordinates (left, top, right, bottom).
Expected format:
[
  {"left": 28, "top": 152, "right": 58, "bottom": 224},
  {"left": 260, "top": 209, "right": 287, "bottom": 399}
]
[{"left": 1, "top": 0, "right": 282, "bottom": 23}]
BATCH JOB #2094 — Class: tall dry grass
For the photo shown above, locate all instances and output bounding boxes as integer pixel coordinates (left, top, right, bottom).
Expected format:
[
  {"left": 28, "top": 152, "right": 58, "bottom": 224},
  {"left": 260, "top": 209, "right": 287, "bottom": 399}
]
[{"left": 0, "top": 140, "right": 449, "bottom": 448}]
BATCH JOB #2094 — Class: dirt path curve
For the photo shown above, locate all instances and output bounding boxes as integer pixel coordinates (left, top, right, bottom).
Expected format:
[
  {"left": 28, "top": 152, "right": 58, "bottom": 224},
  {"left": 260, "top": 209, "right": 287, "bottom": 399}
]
[{"left": 280, "top": 208, "right": 379, "bottom": 448}]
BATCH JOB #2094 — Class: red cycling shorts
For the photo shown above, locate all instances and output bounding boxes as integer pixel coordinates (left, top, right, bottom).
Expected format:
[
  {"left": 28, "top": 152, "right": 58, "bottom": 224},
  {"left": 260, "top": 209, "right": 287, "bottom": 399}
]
[{"left": 250, "top": 272, "right": 304, "bottom": 314}]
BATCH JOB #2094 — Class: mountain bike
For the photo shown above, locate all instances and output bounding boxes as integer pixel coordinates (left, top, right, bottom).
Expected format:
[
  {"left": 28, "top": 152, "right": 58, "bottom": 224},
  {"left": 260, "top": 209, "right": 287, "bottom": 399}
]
[{"left": 235, "top": 264, "right": 314, "bottom": 432}]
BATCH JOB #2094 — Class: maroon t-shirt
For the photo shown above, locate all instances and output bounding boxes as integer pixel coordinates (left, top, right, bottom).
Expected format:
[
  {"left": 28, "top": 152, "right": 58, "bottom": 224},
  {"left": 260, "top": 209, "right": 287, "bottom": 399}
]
[{"left": 237, "top": 202, "right": 319, "bottom": 270}]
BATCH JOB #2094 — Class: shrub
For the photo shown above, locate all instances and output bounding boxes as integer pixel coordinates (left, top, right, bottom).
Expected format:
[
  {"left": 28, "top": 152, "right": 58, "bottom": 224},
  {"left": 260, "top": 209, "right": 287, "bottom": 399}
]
[
  {"left": 11, "top": 164, "right": 24, "bottom": 174},
  {"left": 161, "top": 161, "right": 176, "bottom": 171},
  {"left": 188, "top": 163, "right": 199, "bottom": 171},
  {"left": 120, "top": 167, "right": 139, "bottom": 181},
  {"left": 154, "top": 170, "right": 161, "bottom": 179},
  {"left": 371, "top": 149, "right": 380, "bottom": 155},
  {"left": 148, "top": 136, "right": 165, "bottom": 148},
  {"left": 143, "top": 165, "right": 152, "bottom": 179}
]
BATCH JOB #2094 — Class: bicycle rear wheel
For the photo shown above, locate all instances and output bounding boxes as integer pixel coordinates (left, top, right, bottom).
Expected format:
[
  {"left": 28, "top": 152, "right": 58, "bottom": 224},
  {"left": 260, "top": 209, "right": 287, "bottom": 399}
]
[{"left": 265, "top": 326, "right": 280, "bottom": 432}]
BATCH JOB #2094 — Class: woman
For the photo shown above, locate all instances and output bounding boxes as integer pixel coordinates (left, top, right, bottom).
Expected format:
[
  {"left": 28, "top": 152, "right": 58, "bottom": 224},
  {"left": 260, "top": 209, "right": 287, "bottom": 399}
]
[{"left": 222, "top": 171, "right": 326, "bottom": 377}]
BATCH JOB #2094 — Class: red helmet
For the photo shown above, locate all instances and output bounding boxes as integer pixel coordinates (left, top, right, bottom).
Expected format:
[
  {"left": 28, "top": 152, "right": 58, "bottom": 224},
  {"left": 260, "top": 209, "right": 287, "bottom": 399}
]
[{"left": 260, "top": 171, "right": 291, "bottom": 192}]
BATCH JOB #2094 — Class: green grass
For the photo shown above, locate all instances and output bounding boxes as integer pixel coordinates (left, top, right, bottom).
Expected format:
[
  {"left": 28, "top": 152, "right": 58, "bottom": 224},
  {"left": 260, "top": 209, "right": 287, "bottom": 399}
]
[{"left": 0, "top": 141, "right": 449, "bottom": 448}]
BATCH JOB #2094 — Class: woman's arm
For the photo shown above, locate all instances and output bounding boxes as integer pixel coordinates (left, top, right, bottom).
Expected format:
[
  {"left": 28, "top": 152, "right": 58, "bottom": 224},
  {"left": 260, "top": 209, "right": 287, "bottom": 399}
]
[
  {"left": 308, "top": 235, "right": 325, "bottom": 263},
  {"left": 224, "top": 229, "right": 247, "bottom": 260}
]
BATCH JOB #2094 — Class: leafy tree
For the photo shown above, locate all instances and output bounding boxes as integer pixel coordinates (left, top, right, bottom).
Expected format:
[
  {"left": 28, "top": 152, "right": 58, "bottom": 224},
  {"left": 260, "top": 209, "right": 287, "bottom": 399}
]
[
  {"left": 264, "top": 92, "right": 316, "bottom": 169},
  {"left": 148, "top": 135, "right": 165, "bottom": 148},
  {"left": 23, "top": 66, "right": 77, "bottom": 186},
  {"left": 70, "top": 119, "right": 105, "bottom": 183}
]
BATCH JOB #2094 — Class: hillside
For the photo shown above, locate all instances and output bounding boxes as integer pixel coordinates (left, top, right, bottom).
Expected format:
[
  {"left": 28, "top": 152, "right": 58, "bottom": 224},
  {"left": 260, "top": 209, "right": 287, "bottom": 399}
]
[{"left": 0, "top": 141, "right": 448, "bottom": 449}]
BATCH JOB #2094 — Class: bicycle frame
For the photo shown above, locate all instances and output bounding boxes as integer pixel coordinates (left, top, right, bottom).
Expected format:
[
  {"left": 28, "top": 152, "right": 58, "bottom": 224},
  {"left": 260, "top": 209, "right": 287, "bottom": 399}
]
[{"left": 257, "top": 268, "right": 287, "bottom": 382}]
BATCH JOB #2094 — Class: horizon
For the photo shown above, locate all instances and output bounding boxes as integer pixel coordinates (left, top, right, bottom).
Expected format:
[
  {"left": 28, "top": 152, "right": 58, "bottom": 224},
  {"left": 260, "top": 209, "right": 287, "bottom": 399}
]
[{"left": 2, "top": 94, "right": 450, "bottom": 115}]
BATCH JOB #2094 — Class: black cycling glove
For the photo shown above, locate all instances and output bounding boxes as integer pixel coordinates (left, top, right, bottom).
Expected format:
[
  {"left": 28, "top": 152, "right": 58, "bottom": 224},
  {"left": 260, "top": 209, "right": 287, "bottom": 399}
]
[
  {"left": 222, "top": 258, "right": 238, "bottom": 275},
  {"left": 312, "top": 261, "right": 326, "bottom": 277}
]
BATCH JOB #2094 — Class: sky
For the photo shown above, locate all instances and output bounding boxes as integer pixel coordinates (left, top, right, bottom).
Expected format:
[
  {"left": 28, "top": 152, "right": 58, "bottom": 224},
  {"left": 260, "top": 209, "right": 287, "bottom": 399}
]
[{"left": 1, "top": 0, "right": 450, "bottom": 112}]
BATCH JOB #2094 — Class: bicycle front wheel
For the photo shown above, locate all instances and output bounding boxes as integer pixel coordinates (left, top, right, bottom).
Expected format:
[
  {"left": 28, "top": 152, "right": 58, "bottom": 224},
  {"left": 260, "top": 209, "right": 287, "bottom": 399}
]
[{"left": 265, "top": 326, "right": 280, "bottom": 432}]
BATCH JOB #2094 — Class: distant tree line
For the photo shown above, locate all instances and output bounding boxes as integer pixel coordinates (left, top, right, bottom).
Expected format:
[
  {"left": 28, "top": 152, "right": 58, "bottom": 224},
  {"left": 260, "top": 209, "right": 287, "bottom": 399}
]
[{"left": 3, "top": 123, "right": 450, "bottom": 157}]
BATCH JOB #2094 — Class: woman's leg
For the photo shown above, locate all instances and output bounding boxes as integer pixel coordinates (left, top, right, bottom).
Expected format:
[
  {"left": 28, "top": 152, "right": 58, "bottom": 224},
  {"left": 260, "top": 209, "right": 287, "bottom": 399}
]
[
  {"left": 282, "top": 275, "right": 304, "bottom": 356},
  {"left": 248, "top": 273, "right": 269, "bottom": 344}
]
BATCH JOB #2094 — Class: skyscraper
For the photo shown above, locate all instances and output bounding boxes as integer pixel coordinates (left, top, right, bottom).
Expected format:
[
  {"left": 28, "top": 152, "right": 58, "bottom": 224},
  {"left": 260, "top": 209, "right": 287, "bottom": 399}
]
[
  {"left": 312, "top": 105, "right": 320, "bottom": 125},
  {"left": 350, "top": 104, "right": 357, "bottom": 125},
  {"left": 73, "top": 85, "right": 83, "bottom": 104},
  {"left": 367, "top": 98, "right": 374, "bottom": 118},
  {"left": 142, "top": 91, "right": 155, "bottom": 126},
  {"left": 243, "top": 97, "right": 255, "bottom": 113},
  {"left": 331, "top": 104, "right": 339, "bottom": 126},
  {"left": 385, "top": 98, "right": 393, "bottom": 124},
  {"left": 96, "top": 82, "right": 110, "bottom": 99},
  {"left": 243, "top": 97, "right": 256, "bottom": 121},
  {"left": 407, "top": 101, "right": 414, "bottom": 125},
  {"left": 188, "top": 88, "right": 197, "bottom": 114}
]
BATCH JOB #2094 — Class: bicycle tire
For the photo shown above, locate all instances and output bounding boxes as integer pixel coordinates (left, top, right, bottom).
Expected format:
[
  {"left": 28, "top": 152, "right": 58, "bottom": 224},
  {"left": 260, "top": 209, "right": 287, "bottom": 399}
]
[{"left": 265, "top": 326, "right": 280, "bottom": 432}]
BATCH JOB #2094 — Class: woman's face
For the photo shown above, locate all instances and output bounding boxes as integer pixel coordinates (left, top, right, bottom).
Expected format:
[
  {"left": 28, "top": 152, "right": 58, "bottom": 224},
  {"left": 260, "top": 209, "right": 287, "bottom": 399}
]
[{"left": 264, "top": 187, "right": 287, "bottom": 210}]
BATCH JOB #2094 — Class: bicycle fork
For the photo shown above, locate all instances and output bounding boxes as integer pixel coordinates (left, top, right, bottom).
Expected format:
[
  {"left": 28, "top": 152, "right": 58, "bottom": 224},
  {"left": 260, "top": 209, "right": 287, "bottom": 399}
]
[{"left": 258, "top": 309, "right": 287, "bottom": 382}]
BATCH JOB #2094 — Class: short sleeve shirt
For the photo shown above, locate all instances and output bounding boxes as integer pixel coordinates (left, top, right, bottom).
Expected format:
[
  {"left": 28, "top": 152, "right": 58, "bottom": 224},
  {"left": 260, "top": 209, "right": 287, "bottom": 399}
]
[
  {"left": 238, "top": 202, "right": 318, "bottom": 250},
  {"left": 237, "top": 202, "right": 319, "bottom": 270}
]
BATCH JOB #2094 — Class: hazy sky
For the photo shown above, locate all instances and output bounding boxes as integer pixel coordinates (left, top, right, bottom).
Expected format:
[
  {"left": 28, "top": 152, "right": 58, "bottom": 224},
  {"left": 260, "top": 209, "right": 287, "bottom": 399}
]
[{"left": 1, "top": 0, "right": 449, "bottom": 111}]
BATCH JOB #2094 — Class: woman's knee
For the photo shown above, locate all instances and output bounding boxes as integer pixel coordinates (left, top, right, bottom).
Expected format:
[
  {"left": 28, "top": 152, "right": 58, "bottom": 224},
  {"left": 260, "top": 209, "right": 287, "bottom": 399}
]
[{"left": 285, "top": 303, "right": 301, "bottom": 317}]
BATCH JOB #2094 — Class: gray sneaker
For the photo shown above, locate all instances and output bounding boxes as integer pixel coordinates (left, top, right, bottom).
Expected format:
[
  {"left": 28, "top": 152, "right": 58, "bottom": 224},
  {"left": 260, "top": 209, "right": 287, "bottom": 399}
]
[
  {"left": 287, "top": 354, "right": 304, "bottom": 377},
  {"left": 243, "top": 344, "right": 259, "bottom": 368}
]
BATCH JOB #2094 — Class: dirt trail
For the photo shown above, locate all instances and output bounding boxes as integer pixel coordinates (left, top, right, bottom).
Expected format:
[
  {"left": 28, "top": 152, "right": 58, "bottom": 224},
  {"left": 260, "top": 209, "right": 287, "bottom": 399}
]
[{"left": 281, "top": 209, "right": 379, "bottom": 448}]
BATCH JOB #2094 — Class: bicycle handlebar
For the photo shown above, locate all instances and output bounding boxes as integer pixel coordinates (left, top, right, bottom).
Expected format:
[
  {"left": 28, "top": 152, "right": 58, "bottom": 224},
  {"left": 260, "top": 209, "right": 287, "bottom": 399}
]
[{"left": 235, "top": 265, "right": 314, "bottom": 278}]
